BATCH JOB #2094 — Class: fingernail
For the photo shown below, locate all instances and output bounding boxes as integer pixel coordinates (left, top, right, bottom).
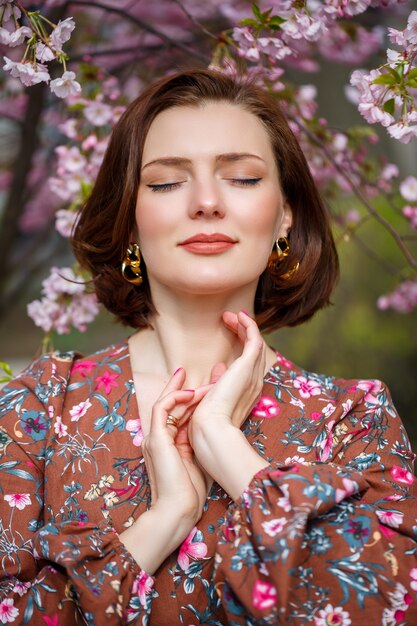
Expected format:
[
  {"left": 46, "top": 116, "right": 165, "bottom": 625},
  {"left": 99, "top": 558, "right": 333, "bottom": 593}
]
[
  {"left": 184, "top": 388, "right": 195, "bottom": 392},
  {"left": 173, "top": 367, "right": 183, "bottom": 375},
  {"left": 241, "top": 310, "right": 250, "bottom": 316}
]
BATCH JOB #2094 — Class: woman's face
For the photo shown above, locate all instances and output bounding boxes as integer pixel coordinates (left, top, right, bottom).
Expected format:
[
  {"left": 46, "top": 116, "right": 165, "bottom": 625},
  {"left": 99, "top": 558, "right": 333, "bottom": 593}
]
[{"left": 135, "top": 101, "right": 292, "bottom": 297}]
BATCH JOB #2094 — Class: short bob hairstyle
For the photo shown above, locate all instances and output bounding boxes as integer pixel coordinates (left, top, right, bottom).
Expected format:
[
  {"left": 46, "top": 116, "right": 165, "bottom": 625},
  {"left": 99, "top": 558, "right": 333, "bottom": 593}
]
[{"left": 72, "top": 68, "right": 339, "bottom": 333}]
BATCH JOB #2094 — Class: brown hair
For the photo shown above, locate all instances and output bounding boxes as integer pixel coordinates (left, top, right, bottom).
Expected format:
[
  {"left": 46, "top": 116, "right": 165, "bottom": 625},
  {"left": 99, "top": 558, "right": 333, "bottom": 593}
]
[{"left": 72, "top": 68, "right": 338, "bottom": 333}]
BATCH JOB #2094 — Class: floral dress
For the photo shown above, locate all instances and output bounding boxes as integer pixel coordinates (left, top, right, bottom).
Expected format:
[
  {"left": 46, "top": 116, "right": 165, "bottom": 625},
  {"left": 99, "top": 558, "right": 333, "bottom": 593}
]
[{"left": 0, "top": 339, "right": 416, "bottom": 625}]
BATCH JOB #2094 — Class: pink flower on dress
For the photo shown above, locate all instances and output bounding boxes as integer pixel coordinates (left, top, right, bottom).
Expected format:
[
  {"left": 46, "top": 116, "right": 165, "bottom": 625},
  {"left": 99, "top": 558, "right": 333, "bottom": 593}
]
[
  {"left": 293, "top": 375, "right": 321, "bottom": 399},
  {"left": 311, "top": 412, "right": 322, "bottom": 421},
  {"left": 126, "top": 419, "right": 144, "bottom": 446},
  {"left": 71, "top": 360, "right": 96, "bottom": 377},
  {"left": 95, "top": 370, "right": 119, "bottom": 394},
  {"left": 42, "top": 614, "right": 61, "bottom": 626},
  {"left": 0, "top": 598, "right": 19, "bottom": 622},
  {"left": 4, "top": 494, "right": 31, "bottom": 510},
  {"left": 356, "top": 379, "right": 383, "bottom": 404},
  {"left": 132, "top": 571, "right": 154, "bottom": 607},
  {"left": 318, "top": 420, "right": 335, "bottom": 463},
  {"left": 335, "top": 478, "right": 359, "bottom": 503},
  {"left": 390, "top": 465, "right": 415, "bottom": 486},
  {"left": 262, "top": 517, "right": 287, "bottom": 537},
  {"left": 54, "top": 415, "right": 68, "bottom": 438},
  {"left": 314, "top": 603, "right": 351, "bottom": 625},
  {"left": 178, "top": 527, "right": 208, "bottom": 571},
  {"left": 410, "top": 568, "right": 417, "bottom": 592},
  {"left": 252, "top": 580, "right": 277, "bottom": 611},
  {"left": 12, "top": 581, "right": 30, "bottom": 597},
  {"left": 276, "top": 354, "right": 292, "bottom": 368},
  {"left": 252, "top": 396, "right": 280, "bottom": 419},
  {"left": 376, "top": 509, "right": 404, "bottom": 528},
  {"left": 69, "top": 399, "right": 92, "bottom": 422}
]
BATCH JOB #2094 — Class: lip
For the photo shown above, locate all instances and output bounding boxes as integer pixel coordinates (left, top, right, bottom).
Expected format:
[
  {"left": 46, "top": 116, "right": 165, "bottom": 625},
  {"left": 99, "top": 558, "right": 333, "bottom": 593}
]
[
  {"left": 179, "top": 233, "right": 237, "bottom": 245},
  {"left": 178, "top": 233, "right": 237, "bottom": 255}
]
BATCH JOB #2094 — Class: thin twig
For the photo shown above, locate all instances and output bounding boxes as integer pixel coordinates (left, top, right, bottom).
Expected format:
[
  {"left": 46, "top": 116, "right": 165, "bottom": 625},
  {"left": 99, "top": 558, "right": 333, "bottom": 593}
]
[
  {"left": 171, "top": 0, "right": 219, "bottom": 40},
  {"left": 68, "top": 0, "right": 208, "bottom": 63},
  {"left": 293, "top": 117, "right": 417, "bottom": 272}
]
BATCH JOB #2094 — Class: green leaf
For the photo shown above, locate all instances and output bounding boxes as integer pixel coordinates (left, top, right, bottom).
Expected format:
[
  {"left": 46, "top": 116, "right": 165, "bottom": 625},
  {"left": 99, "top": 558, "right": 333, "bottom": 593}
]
[
  {"left": 407, "top": 67, "right": 417, "bottom": 80},
  {"left": 383, "top": 98, "right": 395, "bottom": 115},
  {"left": 372, "top": 74, "right": 396, "bottom": 85},
  {"left": 239, "top": 18, "right": 259, "bottom": 28},
  {"left": 252, "top": 3, "right": 262, "bottom": 20},
  {"left": 407, "top": 79, "right": 417, "bottom": 88},
  {"left": 269, "top": 16, "right": 285, "bottom": 26},
  {"left": 386, "top": 66, "right": 401, "bottom": 81},
  {"left": 0, "top": 361, "right": 13, "bottom": 376}
]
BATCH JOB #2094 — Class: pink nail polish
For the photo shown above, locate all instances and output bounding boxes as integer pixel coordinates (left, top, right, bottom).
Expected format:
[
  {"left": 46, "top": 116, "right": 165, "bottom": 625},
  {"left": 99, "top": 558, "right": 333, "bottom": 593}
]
[
  {"left": 184, "top": 388, "right": 195, "bottom": 392},
  {"left": 241, "top": 310, "right": 250, "bottom": 316},
  {"left": 173, "top": 367, "right": 183, "bottom": 375}
]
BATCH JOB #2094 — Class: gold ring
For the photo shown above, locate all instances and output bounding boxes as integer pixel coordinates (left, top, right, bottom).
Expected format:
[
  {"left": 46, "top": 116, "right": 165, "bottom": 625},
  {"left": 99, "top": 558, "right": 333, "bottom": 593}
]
[{"left": 166, "top": 414, "right": 180, "bottom": 427}]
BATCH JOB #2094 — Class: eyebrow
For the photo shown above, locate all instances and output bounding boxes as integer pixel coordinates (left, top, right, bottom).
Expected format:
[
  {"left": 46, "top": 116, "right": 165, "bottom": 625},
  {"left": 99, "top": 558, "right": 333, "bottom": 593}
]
[{"left": 141, "top": 152, "right": 265, "bottom": 171}]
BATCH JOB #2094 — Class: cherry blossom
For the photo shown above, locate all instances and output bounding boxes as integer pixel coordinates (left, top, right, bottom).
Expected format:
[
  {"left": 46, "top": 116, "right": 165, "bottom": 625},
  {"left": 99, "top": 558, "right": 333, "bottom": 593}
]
[
  {"left": 178, "top": 527, "right": 208, "bottom": 571},
  {"left": 50, "top": 71, "right": 81, "bottom": 98},
  {"left": 400, "top": 176, "right": 417, "bottom": 202},
  {"left": 0, "top": 25, "right": 31, "bottom": 46},
  {"left": 49, "top": 18, "right": 76, "bottom": 51},
  {"left": 377, "top": 280, "right": 417, "bottom": 313},
  {"left": 3, "top": 56, "right": 50, "bottom": 86},
  {"left": 4, "top": 493, "right": 32, "bottom": 510},
  {"left": 252, "top": 580, "right": 277, "bottom": 611}
]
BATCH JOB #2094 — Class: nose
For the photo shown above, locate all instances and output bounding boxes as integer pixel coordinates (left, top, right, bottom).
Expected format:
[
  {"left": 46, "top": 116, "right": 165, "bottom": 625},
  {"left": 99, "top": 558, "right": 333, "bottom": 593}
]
[{"left": 188, "top": 177, "right": 225, "bottom": 219}]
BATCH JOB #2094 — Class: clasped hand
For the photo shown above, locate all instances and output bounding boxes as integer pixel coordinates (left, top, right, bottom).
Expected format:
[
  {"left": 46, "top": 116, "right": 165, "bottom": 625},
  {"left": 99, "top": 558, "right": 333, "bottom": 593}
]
[{"left": 142, "top": 310, "right": 267, "bottom": 528}]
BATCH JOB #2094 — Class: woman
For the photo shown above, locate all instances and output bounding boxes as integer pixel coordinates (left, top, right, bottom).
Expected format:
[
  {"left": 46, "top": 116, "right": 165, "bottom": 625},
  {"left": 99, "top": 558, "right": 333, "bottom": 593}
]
[{"left": 0, "top": 69, "right": 416, "bottom": 625}]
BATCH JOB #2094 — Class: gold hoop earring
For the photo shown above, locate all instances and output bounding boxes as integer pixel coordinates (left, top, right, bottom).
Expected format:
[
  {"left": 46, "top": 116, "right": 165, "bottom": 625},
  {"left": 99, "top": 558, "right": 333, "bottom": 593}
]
[
  {"left": 121, "top": 243, "right": 143, "bottom": 285},
  {"left": 268, "top": 236, "right": 299, "bottom": 280}
]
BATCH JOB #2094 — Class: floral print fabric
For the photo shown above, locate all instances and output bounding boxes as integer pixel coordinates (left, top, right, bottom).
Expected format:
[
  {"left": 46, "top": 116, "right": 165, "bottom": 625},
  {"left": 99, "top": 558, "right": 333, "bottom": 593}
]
[{"left": 0, "top": 340, "right": 416, "bottom": 625}]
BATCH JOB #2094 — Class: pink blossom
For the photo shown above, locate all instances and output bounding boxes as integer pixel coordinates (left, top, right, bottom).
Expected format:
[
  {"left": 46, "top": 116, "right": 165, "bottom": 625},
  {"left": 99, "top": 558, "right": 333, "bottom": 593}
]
[
  {"left": 284, "top": 455, "right": 305, "bottom": 465},
  {"left": 69, "top": 399, "right": 92, "bottom": 422},
  {"left": 12, "top": 581, "right": 30, "bottom": 597},
  {"left": 50, "top": 71, "right": 81, "bottom": 98},
  {"left": 387, "top": 123, "right": 417, "bottom": 144},
  {"left": 178, "top": 527, "right": 208, "bottom": 571},
  {"left": 400, "top": 176, "right": 417, "bottom": 202},
  {"left": 95, "top": 371, "right": 119, "bottom": 395},
  {"left": 276, "top": 354, "right": 292, "bottom": 368},
  {"left": 56, "top": 146, "right": 86, "bottom": 173},
  {"left": 378, "top": 280, "right": 417, "bottom": 313},
  {"left": 311, "top": 412, "right": 322, "bottom": 421},
  {"left": 72, "top": 360, "right": 96, "bottom": 377},
  {"left": 390, "top": 465, "right": 415, "bottom": 485},
  {"left": 375, "top": 509, "right": 404, "bottom": 528},
  {"left": 314, "top": 603, "right": 351, "bottom": 626},
  {"left": 335, "top": 477, "right": 359, "bottom": 503},
  {"left": 36, "top": 43, "right": 55, "bottom": 63},
  {"left": 0, "top": 25, "right": 31, "bottom": 46},
  {"left": 84, "top": 101, "right": 113, "bottom": 126},
  {"left": 54, "top": 415, "right": 68, "bottom": 437},
  {"left": 405, "top": 10, "right": 417, "bottom": 45},
  {"left": 4, "top": 493, "right": 32, "bottom": 510},
  {"left": 126, "top": 419, "right": 144, "bottom": 446},
  {"left": 0, "top": 599, "right": 19, "bottom": 623},
  {"left": 356, "top": 379, "right": 383, "bottom": 404},
  {"left": 293, "top": 375, "right": 321, "bottom": 399},
  {"left": 252, "top": 580, "right": 277, "bottom": 611},
  {"left": 277, "top": 483, "right": 291, "bottom": 512},
  {"left": 262, "top": 517, "right": 287, "bottom": 537},
  {"left": 410, "top": 568, "right": 417, "bottom": 592},
  {"left": 3, "top": 57, "right": 50, "bottom": 86},
  {"left": 252, "top": 396, "right": 280, "bottom": 419},
  {"left": 55, "top": 209, "right": 79, "bottom": 238},
  {"left": 402, "top": 206, "right": 417, "bottom": 229},
  {"left": 319, "top": 420, "right": 335, "bottom": 462},
  {"left": 50, "top": 17, "right": 76, "bottom": 51},
  {"left": 42, "top": 614, "right": 60, "bottom": 626},
  {"left": 132, "top": 570, "right": 154, "bottom": 607}
]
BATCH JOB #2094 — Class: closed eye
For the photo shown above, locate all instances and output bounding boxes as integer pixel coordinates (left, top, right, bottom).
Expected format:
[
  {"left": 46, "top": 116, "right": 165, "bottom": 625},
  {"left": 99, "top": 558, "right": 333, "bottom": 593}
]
[
  {"left": 147, "top": 182, "right": 184, "bottom": 192},
  {"left": 228, "top": 178, "right": 262, "bottom": 186}
]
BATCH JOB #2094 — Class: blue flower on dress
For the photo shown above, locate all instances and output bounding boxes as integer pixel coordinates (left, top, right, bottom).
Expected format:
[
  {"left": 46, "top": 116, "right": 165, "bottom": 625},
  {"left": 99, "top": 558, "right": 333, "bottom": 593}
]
[{"left": 20, "top": 410, "right": 49, "bottom": 441}]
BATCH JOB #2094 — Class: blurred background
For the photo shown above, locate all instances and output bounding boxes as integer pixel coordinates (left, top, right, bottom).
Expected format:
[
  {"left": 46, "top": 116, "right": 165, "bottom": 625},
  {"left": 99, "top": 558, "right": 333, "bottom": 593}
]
[{"left": 0, "top": 1, "right": 416, "bottom": 447}]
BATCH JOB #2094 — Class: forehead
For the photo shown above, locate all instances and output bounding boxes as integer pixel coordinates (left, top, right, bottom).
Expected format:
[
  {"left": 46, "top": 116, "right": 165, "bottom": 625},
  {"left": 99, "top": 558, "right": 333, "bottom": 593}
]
[{"left": 142, "top": 102, "right": 275, "bottom": 162}]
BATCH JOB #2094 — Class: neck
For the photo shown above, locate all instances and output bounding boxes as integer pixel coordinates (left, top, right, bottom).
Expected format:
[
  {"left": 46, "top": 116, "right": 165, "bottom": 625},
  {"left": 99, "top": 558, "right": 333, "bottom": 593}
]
[{"left": 129, "top": 288, "right": 257, "bottom": 388}]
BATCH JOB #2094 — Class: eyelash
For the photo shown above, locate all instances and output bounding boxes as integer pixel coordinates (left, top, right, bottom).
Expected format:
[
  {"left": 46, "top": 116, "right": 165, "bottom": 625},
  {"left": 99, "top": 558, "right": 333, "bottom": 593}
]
[{"left": 147, "top": 178, "right": 262, "bottom": 193}]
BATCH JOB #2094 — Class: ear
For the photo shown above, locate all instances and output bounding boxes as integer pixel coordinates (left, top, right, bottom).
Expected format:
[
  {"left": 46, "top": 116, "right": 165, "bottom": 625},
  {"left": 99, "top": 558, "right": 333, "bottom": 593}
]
[{"left": 277, "top": 201, "right": 293, "bottom": 238}]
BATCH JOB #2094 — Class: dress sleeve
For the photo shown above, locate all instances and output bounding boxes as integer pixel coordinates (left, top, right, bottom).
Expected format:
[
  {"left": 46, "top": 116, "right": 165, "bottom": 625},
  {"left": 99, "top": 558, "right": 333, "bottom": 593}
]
[
  {"left": 213, "top": 380, "right": 417, "bottom": 625},
  {"left": 0, "top": 355, "right": 156, "bottom": 625}
]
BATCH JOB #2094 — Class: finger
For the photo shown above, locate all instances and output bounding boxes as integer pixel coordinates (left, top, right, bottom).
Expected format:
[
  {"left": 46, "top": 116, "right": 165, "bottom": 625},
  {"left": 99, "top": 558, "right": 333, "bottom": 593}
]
[
  {"left": 151, "top": 389, "right": 195, "bottom": 434},
  {"left": 157, "top": 367, "right": 186, "bottom": 400}
]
